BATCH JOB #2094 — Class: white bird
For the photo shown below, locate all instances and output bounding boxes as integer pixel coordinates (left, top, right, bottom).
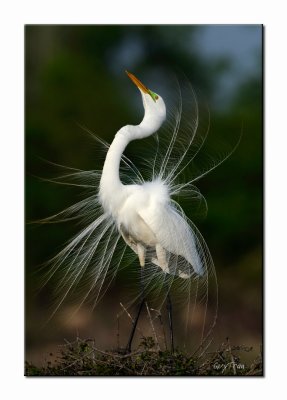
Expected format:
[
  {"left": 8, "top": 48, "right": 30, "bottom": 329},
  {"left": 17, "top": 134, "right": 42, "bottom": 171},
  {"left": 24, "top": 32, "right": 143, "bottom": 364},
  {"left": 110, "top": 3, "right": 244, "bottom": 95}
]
[
  {"left": 39, "top": 71, "right": 235, "bottom": 351},
  {"left": 100, "top": 72, "right": 202, "bottom": 278}
]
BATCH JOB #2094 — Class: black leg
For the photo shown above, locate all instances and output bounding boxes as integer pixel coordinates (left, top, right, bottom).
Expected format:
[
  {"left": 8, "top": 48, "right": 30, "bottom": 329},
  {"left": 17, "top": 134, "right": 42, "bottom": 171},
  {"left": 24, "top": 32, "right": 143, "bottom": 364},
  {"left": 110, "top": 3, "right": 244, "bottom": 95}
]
[
  {"left": 126, "top": 297, "right": 144, "bottom": 353},
  {"left": 167, "top": 293, "right": 174, "bottom": 353},
  {"left": 126, "top": 267, "right": 145, "bottom": 353}
]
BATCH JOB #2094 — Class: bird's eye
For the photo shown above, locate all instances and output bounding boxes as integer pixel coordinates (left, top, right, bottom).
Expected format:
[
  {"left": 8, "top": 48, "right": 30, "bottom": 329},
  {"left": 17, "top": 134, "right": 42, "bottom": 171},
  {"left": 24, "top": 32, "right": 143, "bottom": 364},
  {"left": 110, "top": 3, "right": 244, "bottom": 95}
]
[{"left": 148, "top": 90, "right": 159, "bottom": 102}]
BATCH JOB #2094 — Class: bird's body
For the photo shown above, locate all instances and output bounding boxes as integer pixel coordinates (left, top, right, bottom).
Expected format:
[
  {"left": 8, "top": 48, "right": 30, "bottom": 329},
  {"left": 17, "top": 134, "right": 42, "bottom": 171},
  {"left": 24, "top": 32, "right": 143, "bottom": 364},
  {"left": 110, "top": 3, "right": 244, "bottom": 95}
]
[{"left": 102, "top": 176, "right": 201, "bottom": 276}]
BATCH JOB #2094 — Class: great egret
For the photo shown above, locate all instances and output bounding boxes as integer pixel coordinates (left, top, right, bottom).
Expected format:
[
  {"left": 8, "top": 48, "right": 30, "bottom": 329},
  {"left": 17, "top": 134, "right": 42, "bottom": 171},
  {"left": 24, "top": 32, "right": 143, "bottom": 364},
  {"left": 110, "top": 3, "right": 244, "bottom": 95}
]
[
  {"left": 100, "top": 72, "right": 202, "bottom": 277},
  {"left": 38, "top": 71, "right": 234, "bottom": 352}
]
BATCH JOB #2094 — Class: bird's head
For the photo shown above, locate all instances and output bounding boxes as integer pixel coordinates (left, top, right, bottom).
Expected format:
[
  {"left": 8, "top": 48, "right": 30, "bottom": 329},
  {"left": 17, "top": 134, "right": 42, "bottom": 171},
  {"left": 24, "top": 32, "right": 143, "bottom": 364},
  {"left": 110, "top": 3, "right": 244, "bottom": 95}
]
[{"left": 126, "top": 71, "right": 166, "bottom": 131}]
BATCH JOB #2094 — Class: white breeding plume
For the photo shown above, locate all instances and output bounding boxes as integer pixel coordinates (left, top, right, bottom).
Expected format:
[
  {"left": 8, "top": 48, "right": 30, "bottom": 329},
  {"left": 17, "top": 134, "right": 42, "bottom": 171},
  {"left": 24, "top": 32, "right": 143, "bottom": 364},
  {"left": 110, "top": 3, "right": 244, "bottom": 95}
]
[{"left": 38, "top": 71, "right": 236, "bottom": 350}]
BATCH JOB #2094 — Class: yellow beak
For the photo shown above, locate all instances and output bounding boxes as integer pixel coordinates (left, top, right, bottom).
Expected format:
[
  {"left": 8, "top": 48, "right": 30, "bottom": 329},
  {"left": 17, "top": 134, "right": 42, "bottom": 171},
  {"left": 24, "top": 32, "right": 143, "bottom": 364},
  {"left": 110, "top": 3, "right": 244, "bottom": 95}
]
[{"left": 126, "top": 71, "right": 149, "bottom": 94}]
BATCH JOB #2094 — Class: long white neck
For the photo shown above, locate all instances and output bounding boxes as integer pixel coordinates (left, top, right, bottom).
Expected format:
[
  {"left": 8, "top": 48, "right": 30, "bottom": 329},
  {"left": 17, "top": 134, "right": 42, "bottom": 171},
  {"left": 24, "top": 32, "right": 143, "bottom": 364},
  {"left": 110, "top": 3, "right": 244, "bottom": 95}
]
[
  {"left": 100, "top": 131, "right": 128, "bottom": 194},
  {"left": 99, "top": 90, "right": 166, "bottom": 217},
  {"left": 99, "top": 113, "right": 162, "bottom": 216}
]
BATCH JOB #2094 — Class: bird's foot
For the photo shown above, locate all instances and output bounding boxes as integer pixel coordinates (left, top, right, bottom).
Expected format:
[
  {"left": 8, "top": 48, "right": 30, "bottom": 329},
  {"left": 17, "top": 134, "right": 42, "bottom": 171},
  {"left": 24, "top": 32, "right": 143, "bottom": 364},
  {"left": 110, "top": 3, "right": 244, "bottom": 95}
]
[{"left": 152, "top": 257, "right": 170, "bottom": 273}]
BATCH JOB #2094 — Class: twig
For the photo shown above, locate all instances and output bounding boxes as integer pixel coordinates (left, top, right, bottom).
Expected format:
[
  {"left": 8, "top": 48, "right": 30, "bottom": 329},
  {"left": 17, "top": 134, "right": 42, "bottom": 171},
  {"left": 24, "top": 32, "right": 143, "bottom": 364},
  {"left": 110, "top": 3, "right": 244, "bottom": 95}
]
[
  {"left": 141, "top": 362, "right": 147, "bottom": 375},
  {"left": 151, "top": 308, "right": 167, "bottom": 351},
  {"left": 120, "top": 302, "right": 144, "bottom": 336},
  {"left": 226, "top": 338, "right": 237, "bottom": 376},
  {"left": 91, "top": 345, "right": 158, "bottom": 359},
  {"left": 60, "top": 348, "right": 95, "bottom": 371},
  {"left": 116, "top": 314, "right": 120, "bottom": 350},
  {"left": 145, "top": 302, "right": 160, "bottom": 351}
]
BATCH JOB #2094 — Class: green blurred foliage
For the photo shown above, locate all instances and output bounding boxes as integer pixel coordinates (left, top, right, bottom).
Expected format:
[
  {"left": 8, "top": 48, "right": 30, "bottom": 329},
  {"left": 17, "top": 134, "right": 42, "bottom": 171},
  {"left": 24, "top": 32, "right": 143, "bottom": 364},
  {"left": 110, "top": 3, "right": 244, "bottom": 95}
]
[{"left": 25, "top": 25, "right": 262, "bottom": 358}]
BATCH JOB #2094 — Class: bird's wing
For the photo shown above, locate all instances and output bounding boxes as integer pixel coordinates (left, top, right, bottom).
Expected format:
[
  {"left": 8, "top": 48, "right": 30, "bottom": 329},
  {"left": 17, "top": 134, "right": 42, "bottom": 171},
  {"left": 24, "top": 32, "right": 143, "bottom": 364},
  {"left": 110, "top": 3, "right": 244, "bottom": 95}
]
[{"left": 138, "top": 203, "right": 203, "bottom": 276}]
